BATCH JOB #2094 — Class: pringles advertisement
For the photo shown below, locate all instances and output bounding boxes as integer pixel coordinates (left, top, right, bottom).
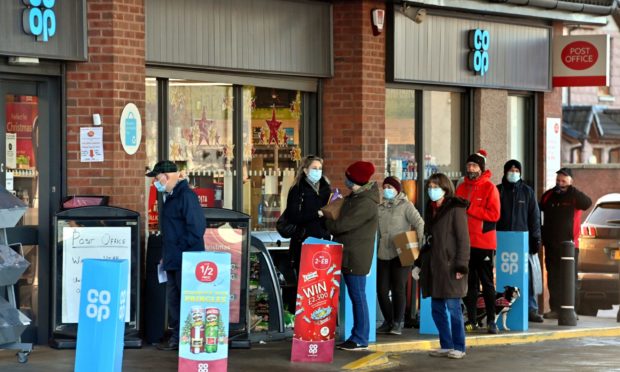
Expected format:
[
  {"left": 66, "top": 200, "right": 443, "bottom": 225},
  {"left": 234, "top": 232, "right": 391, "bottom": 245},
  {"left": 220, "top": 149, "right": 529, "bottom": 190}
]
[
  {"left": 5, "top": 95, "right": 37, "bottom": 169},
  {"left": 179, "top": 251, "right": 231, "bottom": 372},
  {"left": 291, "top": 238, "right": 343, "bottom": 363}
]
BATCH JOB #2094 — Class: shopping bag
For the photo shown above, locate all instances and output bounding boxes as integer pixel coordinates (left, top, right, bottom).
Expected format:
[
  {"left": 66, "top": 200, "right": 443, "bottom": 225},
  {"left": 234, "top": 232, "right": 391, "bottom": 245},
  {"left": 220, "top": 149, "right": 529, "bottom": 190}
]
[{"left": 529, "top": 253, "right": 543, "bottom": 295}]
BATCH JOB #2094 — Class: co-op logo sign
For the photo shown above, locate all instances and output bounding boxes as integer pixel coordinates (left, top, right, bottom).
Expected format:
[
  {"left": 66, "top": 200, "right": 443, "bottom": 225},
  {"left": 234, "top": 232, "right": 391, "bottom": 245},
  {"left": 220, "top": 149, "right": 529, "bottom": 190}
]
[
  {"left": 468, "top": 29, "right": 490, "bottom": 76},
  {"left": 22, "top": 0, "right": 57, "bottom": 42}
]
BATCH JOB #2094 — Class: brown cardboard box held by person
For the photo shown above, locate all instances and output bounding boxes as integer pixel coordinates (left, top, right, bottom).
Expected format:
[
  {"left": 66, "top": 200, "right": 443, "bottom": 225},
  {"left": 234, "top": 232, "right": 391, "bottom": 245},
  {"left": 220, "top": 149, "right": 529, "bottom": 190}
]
[
  {"left": 392, "top": 231, "right": 419, "bottom": 266},
  {"left": 321, "top": 198, "right": 344, "bottom": 220}
]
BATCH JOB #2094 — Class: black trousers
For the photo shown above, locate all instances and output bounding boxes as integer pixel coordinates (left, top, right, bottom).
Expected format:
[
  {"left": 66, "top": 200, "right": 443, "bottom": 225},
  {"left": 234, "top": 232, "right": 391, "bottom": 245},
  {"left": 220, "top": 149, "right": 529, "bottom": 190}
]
[
  {"left": 544, "top": 242, "right": 580, "bottom": 312},
  {"left": 166, "top": 270, "right": 183, "bottom": 342},
  {"left": 377, "top": 257, "right": 411, "bottom": 325},
  {"left": 464, "top": 248, "right": 496, "bottom": 325}
]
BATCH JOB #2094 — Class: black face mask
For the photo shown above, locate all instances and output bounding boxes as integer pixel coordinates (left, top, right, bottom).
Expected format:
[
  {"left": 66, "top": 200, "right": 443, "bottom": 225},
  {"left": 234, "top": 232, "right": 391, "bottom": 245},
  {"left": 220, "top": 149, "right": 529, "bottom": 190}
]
[{"left": 467, "top": 171, "right": 481, "bottom": 180}]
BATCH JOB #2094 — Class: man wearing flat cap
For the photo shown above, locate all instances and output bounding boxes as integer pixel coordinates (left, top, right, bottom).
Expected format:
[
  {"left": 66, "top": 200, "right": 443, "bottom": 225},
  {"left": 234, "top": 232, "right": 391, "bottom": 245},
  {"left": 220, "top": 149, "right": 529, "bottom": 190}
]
[
  {"left": 147, "top": 160, "right": 206, "bottom": 350},
  {"left": 539, "top": 167, "right": 592, "bottom": 319}
]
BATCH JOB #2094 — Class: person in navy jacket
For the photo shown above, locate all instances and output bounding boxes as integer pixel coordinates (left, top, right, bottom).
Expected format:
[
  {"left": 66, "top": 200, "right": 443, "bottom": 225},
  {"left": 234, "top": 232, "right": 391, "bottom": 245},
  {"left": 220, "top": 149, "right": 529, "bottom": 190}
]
[{"left": 147, "top": 160, "right": 206, "bottom": 351}]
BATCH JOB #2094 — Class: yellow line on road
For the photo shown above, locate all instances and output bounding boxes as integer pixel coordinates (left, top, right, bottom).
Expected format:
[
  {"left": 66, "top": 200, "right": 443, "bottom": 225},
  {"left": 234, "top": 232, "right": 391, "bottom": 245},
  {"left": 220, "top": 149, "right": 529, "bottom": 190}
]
[{"left": 342, "top": 352, "right": 390, "bottom": 370}]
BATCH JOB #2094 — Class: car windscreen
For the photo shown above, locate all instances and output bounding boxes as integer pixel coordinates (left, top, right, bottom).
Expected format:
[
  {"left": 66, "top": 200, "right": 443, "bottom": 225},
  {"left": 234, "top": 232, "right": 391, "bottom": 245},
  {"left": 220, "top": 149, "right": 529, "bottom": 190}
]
[{"left": 586, "top": 202, "right": 620, "bottom": 225}]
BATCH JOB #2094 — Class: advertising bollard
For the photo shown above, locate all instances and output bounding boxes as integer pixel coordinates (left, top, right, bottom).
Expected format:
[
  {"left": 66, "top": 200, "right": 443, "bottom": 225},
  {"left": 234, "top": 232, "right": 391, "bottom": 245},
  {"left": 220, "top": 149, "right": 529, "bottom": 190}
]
[
  {"left": 75, "top": 259, "right": 129, "bottom": 372},
  {"left": 179, "top": 251, "right": 231, "bottom": 371},
  {"left": 496, "top": 232, "right": 528, "bottom": 331},
  {"left": 339, "top": 237, "right": 377, "bottom": 343},
  {"left": 559, "top": 241, "right": 577, "bottom": 326}
]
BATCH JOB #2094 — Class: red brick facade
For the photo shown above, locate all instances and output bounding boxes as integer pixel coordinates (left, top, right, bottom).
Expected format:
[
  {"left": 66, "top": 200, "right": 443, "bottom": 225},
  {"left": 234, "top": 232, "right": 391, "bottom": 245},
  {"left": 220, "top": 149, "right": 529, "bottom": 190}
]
[
  {"left": 65, "top": 0, "right": 146, "bottom": 214},
  {"left": 322, "top": 0, "right": 386, "bottom": 188}
]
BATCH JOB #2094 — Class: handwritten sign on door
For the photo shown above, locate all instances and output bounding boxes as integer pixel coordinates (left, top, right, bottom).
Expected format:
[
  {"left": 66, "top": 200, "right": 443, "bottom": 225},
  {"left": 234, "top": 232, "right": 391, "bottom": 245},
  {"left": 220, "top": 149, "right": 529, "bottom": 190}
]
[{"left": 62, "top": 226, "right": 131, "bottom": 323}]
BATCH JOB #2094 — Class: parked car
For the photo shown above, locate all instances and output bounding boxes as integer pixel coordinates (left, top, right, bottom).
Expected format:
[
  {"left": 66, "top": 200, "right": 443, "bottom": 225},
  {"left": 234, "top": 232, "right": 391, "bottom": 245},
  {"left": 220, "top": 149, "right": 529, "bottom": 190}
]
[{"left": 578, "top": 193, "right": 620, "bottom": 315}]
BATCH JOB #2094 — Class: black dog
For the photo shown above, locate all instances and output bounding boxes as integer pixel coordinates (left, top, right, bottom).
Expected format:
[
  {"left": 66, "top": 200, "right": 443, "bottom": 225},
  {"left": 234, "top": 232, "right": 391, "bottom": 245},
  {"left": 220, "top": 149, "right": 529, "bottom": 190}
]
[{"left": 473, "top": 286, "right": 521, "bottom": 331}]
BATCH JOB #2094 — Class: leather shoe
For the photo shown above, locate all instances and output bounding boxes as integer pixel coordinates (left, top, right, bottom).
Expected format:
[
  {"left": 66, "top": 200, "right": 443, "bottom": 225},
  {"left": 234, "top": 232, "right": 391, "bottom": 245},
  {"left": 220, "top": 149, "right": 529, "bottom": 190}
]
[
  {"left": 156, "top": 338, "right": 179, "bottom": 351},
  {"left": 529, "top": 311, "right": 544, "bottom": 323}
]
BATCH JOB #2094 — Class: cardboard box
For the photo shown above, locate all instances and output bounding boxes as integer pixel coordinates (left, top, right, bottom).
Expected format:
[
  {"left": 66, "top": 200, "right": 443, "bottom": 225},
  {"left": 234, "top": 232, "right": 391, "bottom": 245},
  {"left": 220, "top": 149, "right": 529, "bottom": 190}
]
[
  {"left": 321, "top": 198, "right": 344, "bottom": 220},
  {"left": 393, "top": 231, "right": 419, "bottom": 267}
]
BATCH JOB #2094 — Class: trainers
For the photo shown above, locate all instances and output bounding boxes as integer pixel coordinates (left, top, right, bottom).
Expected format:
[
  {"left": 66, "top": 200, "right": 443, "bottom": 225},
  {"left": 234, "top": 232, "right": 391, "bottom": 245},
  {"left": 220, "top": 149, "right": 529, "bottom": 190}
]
[
  {"left": 487, "top": 322, "right": 499, "bottom": 334},
  {"left": 429, "top": 348, "right": 453, "bottom": 357},
  {"left": 464, "top": 321, "right": 478, "bottom": 333},
  {"left": 377, "top": 321, "right": 392, "bottom": 334},
  {"left": 447, "top": 350, "right": 466, "bottom": 359},
  {"left": 544, "top": 310, "right": 559, "bottom": 319},
  {"left": 337, "top": 340, "right": 368, "bottom": 351},
  {"left": 389, "top": 323, "right": 403, "bottom": 335},
  {"left": 156, "top": 338, "right": 179, "bottom": 351},
  {"left": 529, "top": 311, "right": 544, "bottom": 323}
]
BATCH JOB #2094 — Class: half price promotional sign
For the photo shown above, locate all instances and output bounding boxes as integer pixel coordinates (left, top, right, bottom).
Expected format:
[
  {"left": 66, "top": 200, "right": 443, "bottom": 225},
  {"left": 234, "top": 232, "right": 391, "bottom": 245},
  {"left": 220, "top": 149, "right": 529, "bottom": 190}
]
[{"left": 291, "top": 238, "right": 343, "bottom": 363}]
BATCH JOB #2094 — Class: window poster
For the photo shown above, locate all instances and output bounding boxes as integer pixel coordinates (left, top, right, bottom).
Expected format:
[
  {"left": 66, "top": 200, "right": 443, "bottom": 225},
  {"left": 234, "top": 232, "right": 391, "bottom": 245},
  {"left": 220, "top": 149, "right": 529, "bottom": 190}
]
[{"left": 5, "top": 95, "right": 37, "bottom": 169}]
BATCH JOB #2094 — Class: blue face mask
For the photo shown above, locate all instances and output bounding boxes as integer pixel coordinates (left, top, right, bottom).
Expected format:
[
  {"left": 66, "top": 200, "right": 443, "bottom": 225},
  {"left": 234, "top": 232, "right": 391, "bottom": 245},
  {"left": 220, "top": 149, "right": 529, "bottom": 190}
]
[
  {"left": 344, "top": 178, "right": 355, "bottom": 190},
  {"left": 307, "top": 169, "right": 322, "bottom": 184},
  {"left": 507, "top": 172, "right": 521, "bottom": 183},
  {"left": 383, "top": 188, "right": 397, "bottom": 200},
  {"left": 428, "top": 187, "right": 445, "bottom": 202},
  {"left": 154, "top": 179, "right": 167, "bottom": 192}
]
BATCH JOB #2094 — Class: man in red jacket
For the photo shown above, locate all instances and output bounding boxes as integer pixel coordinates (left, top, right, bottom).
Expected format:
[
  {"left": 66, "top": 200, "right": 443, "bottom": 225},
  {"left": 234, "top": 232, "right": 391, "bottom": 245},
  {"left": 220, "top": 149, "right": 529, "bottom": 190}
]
[{"left": 455, "top": 149, "right": 501, "bottom": 334}]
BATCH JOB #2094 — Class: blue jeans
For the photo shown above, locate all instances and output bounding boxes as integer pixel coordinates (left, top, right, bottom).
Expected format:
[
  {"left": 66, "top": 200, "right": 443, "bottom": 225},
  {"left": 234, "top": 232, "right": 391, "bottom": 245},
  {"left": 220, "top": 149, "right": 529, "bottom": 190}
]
[
  {"left": 431, "top": 298, "right": 466, "bottom": 352},
  {"left": 529, "top": 271, "right": 538, "bottom": 313},
  {"left": 343, "top": 274, "right": 369, "bottom": 346}
]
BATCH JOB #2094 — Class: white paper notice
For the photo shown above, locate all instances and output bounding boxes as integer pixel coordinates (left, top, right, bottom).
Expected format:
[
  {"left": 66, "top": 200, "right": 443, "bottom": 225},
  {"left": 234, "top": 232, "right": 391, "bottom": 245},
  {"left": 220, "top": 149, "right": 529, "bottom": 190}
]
[
  {"left": 157, "top": 263, "right": 167, "bottom": 283},
  {"left": 80, "top": 127, "right": 104, "bottom": 162},
  {"left": 545, "top": 118, "right": 562, "bottom": 191},
  {"left": 6, "top": 133, "right": 16, "bottom": 169},
  {"left": 62, "top": 226, "right": 131, "bottom": 323}
]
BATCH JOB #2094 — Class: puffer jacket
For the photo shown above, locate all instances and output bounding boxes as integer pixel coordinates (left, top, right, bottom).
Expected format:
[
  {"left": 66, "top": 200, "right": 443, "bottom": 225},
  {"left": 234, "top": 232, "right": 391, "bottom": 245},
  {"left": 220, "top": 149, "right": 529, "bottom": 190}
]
[
  {"left": 326, "top": 182, "right": 380, "bottom": 275},
  {"left": 496, "top": 178, "right": 541, "bottom": 249},
  {"left": 417, "top": 197, "right": 470, "bottom": 299},
  {"left": 455, "top": 170, "right": 501, "bottom": 250},
  {"left": 377, "top": 192, "right": 424, "bottom": 261}
]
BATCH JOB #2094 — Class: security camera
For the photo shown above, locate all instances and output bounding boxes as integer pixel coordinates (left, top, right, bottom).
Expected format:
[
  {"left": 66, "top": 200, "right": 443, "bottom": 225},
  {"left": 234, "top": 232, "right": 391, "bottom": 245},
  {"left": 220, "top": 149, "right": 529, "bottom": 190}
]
[{"left": 401, "top": 6, "right": 426, "bottom": 24}]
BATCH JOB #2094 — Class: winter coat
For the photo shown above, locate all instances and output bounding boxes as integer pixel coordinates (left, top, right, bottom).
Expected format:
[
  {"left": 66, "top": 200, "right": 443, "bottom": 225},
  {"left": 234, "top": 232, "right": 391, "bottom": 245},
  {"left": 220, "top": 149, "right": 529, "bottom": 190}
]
[
  {"left": 497, "top": 178, "right": 541, "bottom": 250},
  {"left": 417, "top": 197, "right": 470, "bottom": 299},
  {"left": 286, "top": 176, "right": 332, "bottom": 257},
  {"left": 326, "top": 182, "right": 380, "bottom": 275},
  {"left": 377, "top": 192, "right": 424, "bottom": 261},
  {"left": 540, "top": 186, "right": 592, "bottom": 248},
  {"left": 161, "top": 179, "right": 206, "bottom": 270},
  {"left": 455, "top": 170, "right": 501, "bottom": 250}
]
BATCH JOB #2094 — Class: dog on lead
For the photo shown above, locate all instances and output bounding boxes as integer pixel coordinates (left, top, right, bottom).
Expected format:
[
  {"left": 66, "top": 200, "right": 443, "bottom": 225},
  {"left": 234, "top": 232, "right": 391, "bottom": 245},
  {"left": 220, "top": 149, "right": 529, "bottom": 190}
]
[{"left": 473, "top": 286, "right": 521, "bottom": 331}]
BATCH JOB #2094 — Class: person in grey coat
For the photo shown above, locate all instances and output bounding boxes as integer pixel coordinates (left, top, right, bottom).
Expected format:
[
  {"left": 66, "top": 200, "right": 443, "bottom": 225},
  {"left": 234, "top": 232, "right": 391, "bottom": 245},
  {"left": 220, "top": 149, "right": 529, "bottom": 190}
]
[
  {"left": 415, "top": 173, "right": 470, "bottom": 359},
  {"left": 377, "top": 176, "right": 424, "bottom": 335}
]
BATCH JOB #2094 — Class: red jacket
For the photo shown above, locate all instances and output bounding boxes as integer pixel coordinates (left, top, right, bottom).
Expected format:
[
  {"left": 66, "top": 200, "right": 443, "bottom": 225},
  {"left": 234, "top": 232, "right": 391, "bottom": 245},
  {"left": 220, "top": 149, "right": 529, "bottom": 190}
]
[{"left": 455, "top": 170, "right": 501, "bottom": 250}]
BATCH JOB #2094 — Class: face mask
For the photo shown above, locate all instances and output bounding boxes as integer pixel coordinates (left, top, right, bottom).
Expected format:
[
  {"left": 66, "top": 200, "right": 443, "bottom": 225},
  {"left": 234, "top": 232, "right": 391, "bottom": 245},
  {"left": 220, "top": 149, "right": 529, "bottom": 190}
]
[
  {"left": 307, "top": 169, "right": 322, "bottom": 184},
  {"left": 428, "top": 188, "right": 445, "bottom": 202},
  {"left": 467, "top": 171, "right": 481, "bottom": 180},
  {"left": 383, "top": 188, "right": 397, "bottom": 200},
  {"left": 507, "top": 172, "right": 521, "bottom": 183},
  {"left": 154, "top": 179, "right": 167, "bottom": 192},
  {"left": 344, "top": 178, "right": 355, "bottom": 190}
]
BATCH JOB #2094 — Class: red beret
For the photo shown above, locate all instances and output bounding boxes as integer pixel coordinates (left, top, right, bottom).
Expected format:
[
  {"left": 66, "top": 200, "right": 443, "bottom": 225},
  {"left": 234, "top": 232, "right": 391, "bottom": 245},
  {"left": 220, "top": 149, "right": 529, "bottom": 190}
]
[{"left": 346, "top": 161, "right": 375, "bottom": 185}]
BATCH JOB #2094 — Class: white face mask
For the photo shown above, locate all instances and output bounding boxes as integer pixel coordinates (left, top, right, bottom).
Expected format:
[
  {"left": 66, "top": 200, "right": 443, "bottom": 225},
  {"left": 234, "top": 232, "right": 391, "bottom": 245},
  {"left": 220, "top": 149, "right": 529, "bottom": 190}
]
[
  {"left": 427, "top": 187, "right": 445, "bottom": 202},
  {"left": 506, "top": 171, "right": 521, "bottom": 183},
  {"left": 383, "top": 188, "right": 397, "bottom": 200}
]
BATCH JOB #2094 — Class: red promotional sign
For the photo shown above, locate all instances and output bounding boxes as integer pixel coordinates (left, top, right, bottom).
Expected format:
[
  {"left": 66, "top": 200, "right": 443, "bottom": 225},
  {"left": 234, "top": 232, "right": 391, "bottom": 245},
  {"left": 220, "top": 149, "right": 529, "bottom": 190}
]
[
  {"left": 195, "top": 261, "right": 218, "bottom": 283},
  {"left": 561, "top": 41, "right": 598, "bottom": 70},
  {"left": 5, "top": 95, "right": 37, "bottom": 168},
  {"left": 552, "top": 35, "right": 609, "bottom": 87},
  {"left": 291, "top": 239, "right": 343, "bottom": 363}
]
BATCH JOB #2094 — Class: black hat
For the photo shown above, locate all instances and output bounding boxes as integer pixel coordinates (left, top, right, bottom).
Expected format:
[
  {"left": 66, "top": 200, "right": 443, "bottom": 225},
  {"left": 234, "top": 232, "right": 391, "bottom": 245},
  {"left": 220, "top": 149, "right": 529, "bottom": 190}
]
[
  {"left": 556, "top": 167, "right": 572, "bottom": 177},
  {"left": 466, "top": 149, "right": 488, "bottom": 172},
  {"left": 146, "top": 160, "right": 178, "bottom": 177},
  {"left": 503, "top": 159, "right": 522, "bottom": 174}
]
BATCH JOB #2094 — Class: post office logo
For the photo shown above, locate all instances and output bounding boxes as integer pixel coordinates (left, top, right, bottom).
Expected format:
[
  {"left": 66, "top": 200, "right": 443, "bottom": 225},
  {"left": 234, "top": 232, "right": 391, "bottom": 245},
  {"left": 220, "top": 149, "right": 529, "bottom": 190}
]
[{"left": 22, "top": 0, "right": 57, "bottom": 42}]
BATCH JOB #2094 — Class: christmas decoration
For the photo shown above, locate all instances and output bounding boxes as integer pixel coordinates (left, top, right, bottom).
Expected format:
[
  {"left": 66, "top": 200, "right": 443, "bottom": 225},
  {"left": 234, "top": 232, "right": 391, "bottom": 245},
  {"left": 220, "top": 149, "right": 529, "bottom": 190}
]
[{"left": 265, "top": 107, "right": 282, "bottom": 145}]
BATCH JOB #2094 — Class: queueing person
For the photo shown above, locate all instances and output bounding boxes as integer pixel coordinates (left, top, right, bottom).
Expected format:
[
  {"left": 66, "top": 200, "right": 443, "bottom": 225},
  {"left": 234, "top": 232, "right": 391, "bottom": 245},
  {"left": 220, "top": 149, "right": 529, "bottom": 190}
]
[
  {"left": 496, "top": 159, "right": 544, "bottom": 323},
  {"left": 146, "top": 160, "right": 206, "bottom": 351},
  {"left": 377, "top": 176, "right": 424, "bottom": 335},
  {"left": 539, "top": 168, "right": 592, "bottom": 319},
  {"left": 415, "top": 173, "right": 470, "bottom": 359},
  {"left": 325, "top": 161, "right": 379, "bottom": 351},
  {"left": 455, "top": 149, "right": 501, "bottom": 334},
  {"left": 285, "top": 155, "right": 332, "bottom": 311}
]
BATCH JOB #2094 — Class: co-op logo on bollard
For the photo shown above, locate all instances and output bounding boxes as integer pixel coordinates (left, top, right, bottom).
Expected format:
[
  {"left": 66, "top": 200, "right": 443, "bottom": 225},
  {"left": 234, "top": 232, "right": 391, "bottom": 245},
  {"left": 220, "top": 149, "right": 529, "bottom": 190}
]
[
  {"left": 468, "top": 29, "right": 490, "bottom": 76},
  {"left": 22, "top": 0, "right": 57, "bottom": 42},
  {"left": 500, "top": 252, "right": 519, "bottom": 275}
]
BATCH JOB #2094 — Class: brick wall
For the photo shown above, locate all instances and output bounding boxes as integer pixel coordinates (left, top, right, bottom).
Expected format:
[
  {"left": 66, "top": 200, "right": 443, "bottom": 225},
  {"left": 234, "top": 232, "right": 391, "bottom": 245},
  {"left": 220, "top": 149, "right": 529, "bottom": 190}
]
[
  {"left": 322, "top": 0, "right": 386, "bottom": 188},
  {"left": 65, "top": 0, "right": 146, "bottom": 214}
]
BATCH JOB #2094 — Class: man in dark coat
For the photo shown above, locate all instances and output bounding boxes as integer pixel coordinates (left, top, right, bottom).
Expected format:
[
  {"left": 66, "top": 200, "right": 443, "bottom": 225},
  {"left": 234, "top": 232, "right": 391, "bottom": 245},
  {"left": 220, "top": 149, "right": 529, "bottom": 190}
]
[
  {"left": 147, "top": 160, "right": 206, "bottom": 350},
  {"left": 540, "top": 168, "right": 592, "bottom": 319},
  {"left": 325, "top": 161, "right": 379, "bottom": 351},
  {"left": 496, "top": 160, "right": 543, "bottom": 323}
]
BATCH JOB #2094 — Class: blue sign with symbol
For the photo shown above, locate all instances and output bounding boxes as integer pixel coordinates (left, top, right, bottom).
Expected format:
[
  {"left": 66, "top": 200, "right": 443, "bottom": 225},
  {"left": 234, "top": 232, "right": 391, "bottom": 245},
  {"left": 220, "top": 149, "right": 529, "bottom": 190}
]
[
  {"left": 75, "top": 259, "right": 128, "bottom": 372},
  {"left": 468, "top": 29, "right": 490, "bottom": 76},
  {"left": 496, "top": 231, "right": 528, "bottom": 331},
  {"left": 22, "top": 0, "right": 57, "bottom": 42},
  {"left": 125, "top": 113, "right": 137, "bottom": 146}
]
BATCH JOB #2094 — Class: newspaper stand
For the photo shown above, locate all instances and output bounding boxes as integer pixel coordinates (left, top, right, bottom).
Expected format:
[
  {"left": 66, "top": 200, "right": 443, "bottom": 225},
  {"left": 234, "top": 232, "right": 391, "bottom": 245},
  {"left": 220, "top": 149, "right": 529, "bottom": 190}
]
[{"left": 0, "top": 187, "right": 31, "bottom": 363}]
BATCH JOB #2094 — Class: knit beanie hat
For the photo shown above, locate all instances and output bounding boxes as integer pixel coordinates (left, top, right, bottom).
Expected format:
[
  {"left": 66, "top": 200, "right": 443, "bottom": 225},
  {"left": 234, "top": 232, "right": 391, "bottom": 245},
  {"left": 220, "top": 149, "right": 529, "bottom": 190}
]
[
  {"left": 466, "top": 149, "right": 488, "bottom": 171},
  {"left": 503, "top": 159, "right": 522, "bottom": 174},
  {"left": 382, "top": 176, "right": 402, "bottom": 194},
  {"left": 345, "top": 161, "right": 375, "bottom": 185}
]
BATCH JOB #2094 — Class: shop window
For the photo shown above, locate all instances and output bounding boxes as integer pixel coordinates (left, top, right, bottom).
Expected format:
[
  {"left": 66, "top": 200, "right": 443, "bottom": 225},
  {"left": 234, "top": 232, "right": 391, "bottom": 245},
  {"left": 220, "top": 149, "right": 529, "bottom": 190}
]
[
  {"left": 385, "top": 88, "right": 417, "bottom": 202},
  {"left": 507, "top": 96, "right": 526, "bottom": 164},
  {"left": 422, "top": 91, "right": 462, "bottom": 181},
  {"left": 242, "top": 87, "right": 303, "bottom": 231}
]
